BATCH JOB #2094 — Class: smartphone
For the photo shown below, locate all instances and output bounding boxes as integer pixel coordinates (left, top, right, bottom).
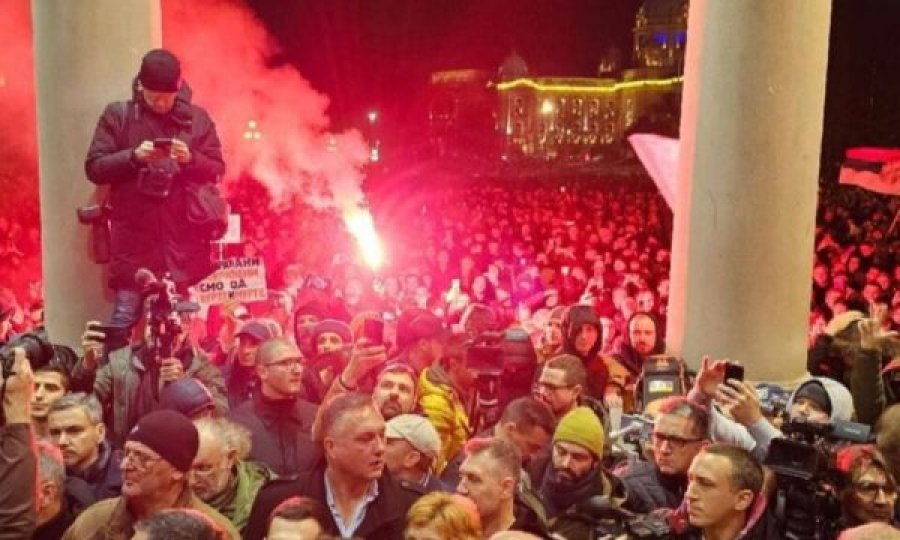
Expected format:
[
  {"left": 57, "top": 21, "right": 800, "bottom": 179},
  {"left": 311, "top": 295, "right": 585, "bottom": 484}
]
[
  {"left": 363, "top": 318, "right": 384, "bottom": 346},
  {"left": 153, "top": 137, "right": 173, "bottom": 149},
  {"left": 88, "top": 322, "right": 127, "bottom": 343},
  {"left": 724, "top": 362, "right": 745, "bottom": 383}
]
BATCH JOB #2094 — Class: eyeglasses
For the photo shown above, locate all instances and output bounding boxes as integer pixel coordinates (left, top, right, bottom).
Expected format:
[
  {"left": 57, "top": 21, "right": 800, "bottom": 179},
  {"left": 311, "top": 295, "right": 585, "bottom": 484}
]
[
  {"left": 262, "top": 356, "right": 304, "bottom": 370},
  {"left": 122, "top": 449, "right": 162, "bottom": 470},
  {"left": 854, "top": 481, "right": 897, "bottom": 500},
  {"left": 651, "top": 432, "right": 703, "bottom": 449},
  {"left": 536, "top": 381, "right": 573, "bottom": 393}
]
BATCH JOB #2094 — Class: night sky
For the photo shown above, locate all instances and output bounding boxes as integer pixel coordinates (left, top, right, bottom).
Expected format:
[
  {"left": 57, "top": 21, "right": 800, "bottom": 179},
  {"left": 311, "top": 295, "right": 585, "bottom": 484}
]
[
  {"left": 243, "top": 0, "right": 900, "bottom": 182},
  {"left": 243, "top": 0, "right": 641, "bottom": 140}
]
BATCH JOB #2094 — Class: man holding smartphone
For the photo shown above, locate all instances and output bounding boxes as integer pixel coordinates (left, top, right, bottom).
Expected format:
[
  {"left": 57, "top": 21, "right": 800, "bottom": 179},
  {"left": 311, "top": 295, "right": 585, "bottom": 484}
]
[{"left": 85, "top": 48, "right": 224, "bottom": 338}]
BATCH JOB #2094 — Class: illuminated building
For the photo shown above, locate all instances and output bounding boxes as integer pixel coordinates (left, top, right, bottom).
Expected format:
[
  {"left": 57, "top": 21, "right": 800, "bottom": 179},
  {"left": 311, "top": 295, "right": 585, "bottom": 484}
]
[{"left": 428, "top": 0, "right": 688, "bottom": 163}]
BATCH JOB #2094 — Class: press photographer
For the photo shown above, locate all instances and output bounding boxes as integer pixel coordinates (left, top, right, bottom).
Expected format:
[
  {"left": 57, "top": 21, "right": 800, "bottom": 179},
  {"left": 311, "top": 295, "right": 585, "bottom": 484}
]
[
  {"left": 72, "top": 272, "right": 227, "bottom": 447},
  {"left": 0, "top": 346, "right": 38, "bottom": 537},
  {"left": 84, "top": 48, "right": 225, "bottom": 339}
]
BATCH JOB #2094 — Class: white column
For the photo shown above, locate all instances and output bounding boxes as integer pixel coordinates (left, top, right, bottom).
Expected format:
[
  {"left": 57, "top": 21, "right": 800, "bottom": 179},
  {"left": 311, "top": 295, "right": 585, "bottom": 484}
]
[
  {"left": 667, "top": 1, "right": 832, "bottom": 381},
  {"left": 32, "top": 1, "right": 160, "bottom": 346}
]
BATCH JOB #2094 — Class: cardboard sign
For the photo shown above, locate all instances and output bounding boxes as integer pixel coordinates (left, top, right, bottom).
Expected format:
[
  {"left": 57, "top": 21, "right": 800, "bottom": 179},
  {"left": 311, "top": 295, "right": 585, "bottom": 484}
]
[
  {"left": 196, "top": 257, "right": 268, "bottom": 306},
  {"left": 217, "top": 214, "right": 242, "bottom": 245}
]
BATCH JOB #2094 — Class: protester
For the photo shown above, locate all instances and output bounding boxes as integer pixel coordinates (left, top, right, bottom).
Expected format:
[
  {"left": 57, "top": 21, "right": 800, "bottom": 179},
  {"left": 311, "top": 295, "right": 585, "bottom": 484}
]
[
  {"left": 537, "top": 407, "right": 625, "bottom": 539},
  {"left": 0, "top": 348, "right": 38, "bottom": 538},
  {"left": 372, "top": 364, "right": 419, "bottom": 420},
  {"left": 674, "top": 444, "right": 775, "bottom": 539},
  {"left": 132, "top": 508, "right": 228, "bottom": 540},
  {"left": 33, "top": 441, "right": 76, "bottom": 539},
  {"left": 619, "top": 396, "right": 709, "bottom": 513},
  {"left": 384, "top": 414, "right": 445, "bottom": 492},
  {"left": 837, "top": 445, "right": 898, "bottom": 531},
  {"left": 75, "top": 318, "right": 228, "bottom": 447},
  {"left": 191, "top": 417, "right": 275, "bottom": 534},
  {"left": 62, "top": 410, "right": 239, "bottom": 539},
  {"left": 404, "top": 491, "right": 482, "bottom": 540},
  {"left": 47, "top": 393, "right": 122, "bottom": 504},
  {"left": 456, "top": 437, "right": 521, "bottom": 538},
  {"left": 221, "top": 319, "right": 281, "bottom": 408},
  {"left": 243, "top": 392, "right": 419, "bottom": 540},
  {"left": 229, "top": 337, "right": 319, "bottom": 475},
  {"left": 31, "top": 362, "right": 69, "bottom": 439},
  {"left": 263, "top": 496, "right": 329, "bottom": 540}
]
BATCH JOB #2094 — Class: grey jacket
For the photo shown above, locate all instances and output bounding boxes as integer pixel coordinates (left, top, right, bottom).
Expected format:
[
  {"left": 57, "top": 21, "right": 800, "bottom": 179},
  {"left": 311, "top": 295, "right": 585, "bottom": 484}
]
[
  {"left": 688, "top": 376, "right": 855, "bottom": 462},
  {"left": 73, "top": 345, "right": 227, "bottom": 447}
]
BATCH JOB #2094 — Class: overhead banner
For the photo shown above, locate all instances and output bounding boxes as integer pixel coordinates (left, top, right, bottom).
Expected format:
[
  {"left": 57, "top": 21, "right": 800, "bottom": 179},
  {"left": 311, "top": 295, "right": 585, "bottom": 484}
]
[
  {"left": 839, "top": 147, "right": 900, "bottom": 196},
  {"left": 196, "top": 257, "right": 268, "bottom": 306}
]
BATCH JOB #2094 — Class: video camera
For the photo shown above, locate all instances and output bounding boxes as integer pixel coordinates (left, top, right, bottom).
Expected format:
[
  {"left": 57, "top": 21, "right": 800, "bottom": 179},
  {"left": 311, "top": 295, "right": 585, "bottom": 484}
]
[
  {"left": 135, "top": 269, "right": 200, "bottom": 360},
  {"left": 574, "top": 496, "right": 672, "bottom": 539},
  {"left": 765, "top": 418, "right": 872, "bottom": 539},
  {"left": 465, "top": 328, "right": 537, "bottom": 431}
]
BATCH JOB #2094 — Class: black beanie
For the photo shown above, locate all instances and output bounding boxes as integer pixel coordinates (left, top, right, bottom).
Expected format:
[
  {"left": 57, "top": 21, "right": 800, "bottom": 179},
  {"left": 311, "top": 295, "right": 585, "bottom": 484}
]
[
  {"left": 794, "top": 381, "right": 832, "bottom": 416},
  {"left": 138, "top": 49, "right": 181, "bottom": 92},
  {"left": 126, "top": 410, "right": 198, "bottom": 472}
]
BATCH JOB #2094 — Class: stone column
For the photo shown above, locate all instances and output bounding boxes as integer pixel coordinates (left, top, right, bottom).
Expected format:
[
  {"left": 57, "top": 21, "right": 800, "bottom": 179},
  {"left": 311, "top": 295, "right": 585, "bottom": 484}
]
[
  {"left": 667, "top": 1, "right": 831, "bottom": 381},
  {"left": 32, "top": 1, "right": 160, "bottom": 347}
]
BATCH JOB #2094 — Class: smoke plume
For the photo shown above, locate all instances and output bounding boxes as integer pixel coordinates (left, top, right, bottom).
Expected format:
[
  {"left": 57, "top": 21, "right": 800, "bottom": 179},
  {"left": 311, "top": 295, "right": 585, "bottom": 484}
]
[{"left": 162, "top": 0, "right": 370, "bottom": 211}]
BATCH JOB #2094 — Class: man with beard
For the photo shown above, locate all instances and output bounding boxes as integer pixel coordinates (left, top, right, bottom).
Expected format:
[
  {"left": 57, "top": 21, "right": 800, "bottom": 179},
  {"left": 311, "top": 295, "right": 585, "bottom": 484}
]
[
  {"left": 63, "top": 410, "right": 239, "bottom": 539},
  {"left": 538, "top": 407, "right": 625, "bottom": 539},
  {"left": 229, "top": 338, "right": 319, "bottom": 475},
  {"left": 190, "top": 417, "right": 274, "bottom": 534},
  {"left": 619, "top": 397, "right": 709, "bottom": 513},
  {"left": 32, "top": 364, "right": 70, "bottom": 440},
  {"left": 614, "top": 311, "right": 665, "bottom": 380},
  {"left": 243, "top": 393, "right": 419, "bottom": 540},
  {"left": 372, "top": 364, "right": 419, "bottom": 420},
  {"left": 303, "top": 319, "right": 352, "bottom": 402}
]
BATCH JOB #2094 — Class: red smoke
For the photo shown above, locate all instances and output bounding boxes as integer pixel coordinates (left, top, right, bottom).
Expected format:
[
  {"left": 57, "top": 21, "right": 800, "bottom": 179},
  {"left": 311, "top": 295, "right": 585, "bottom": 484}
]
[
  {"left": 0, "top": 0, "right": 38, "bottom": 217},
  {"left": 162, "top": 0, "right": 370, "bottom": 212}
]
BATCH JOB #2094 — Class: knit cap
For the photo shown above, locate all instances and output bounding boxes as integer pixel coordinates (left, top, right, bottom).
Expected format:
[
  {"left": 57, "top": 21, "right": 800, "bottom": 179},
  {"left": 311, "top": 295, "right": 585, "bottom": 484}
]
[
  {"left": 553, "top": 406, "right": 605, "bottom": 459},
  {"left": 126, "top": 410, "right": 199, "bottom": 472}
]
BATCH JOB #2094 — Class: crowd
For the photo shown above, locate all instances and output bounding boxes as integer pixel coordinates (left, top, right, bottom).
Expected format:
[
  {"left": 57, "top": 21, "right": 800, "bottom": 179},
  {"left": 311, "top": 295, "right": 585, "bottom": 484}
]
[
  {"left": 3, "top": 47, "right": 900, "bottom": 540},
  {"left": 2, "top": 173, "right": 900, "bottom": 540}
]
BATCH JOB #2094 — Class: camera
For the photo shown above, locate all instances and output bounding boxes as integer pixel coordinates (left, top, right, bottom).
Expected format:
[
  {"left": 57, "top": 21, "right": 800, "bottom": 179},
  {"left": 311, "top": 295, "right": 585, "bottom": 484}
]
[
  {"left": 77, "top": 204, "right": 112, "bottom": 263},
  {"left": 0, "top": 331, "right": 55, "bottom": 379},
  {"left": 575, "top": 496, "right": 672, "bottom": 539},
  {"left": 466, "top": 328, "right": 537, "bottom": 431},
  {"left": 765, "top": 419, "right": 872, "bottom": 539},
  {"left": 135, "top": 269, "right": 200, "bottom": 360}
]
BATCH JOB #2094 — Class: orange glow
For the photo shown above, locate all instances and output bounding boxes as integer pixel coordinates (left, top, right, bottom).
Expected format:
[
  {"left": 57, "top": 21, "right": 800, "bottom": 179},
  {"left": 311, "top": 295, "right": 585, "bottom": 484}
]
[{"left": 343, "top": 208, "right": 384, "bottom": 270}]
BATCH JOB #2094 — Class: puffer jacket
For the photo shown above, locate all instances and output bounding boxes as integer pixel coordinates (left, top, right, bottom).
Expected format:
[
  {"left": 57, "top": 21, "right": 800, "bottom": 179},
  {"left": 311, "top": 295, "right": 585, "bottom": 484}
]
[
  {"left": 418, "top": 366, "right": 471, "bottom": 474},
  {"left": 85, "top": 78, "right": 225, "bottom": 289},
  {"left": 72, "top": 344, "right": 228, "bottom": 447}
]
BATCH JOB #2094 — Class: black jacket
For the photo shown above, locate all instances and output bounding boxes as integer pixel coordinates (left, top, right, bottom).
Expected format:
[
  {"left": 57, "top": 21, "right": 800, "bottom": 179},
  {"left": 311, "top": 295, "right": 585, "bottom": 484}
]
[
  {"left": 85, "top": 79, "right": 225, "bottom": 289},
  {"left": 65, "top": 440, "right": 122, "bottom": 508},
  {"left": 243, "top": 464, "right": 419, "bottom": 540},
  {"left": 229, "top": 393, "right": 320, "bottom": 476},
  {"left": 619, "top": 459, "right": 686, "bottom": 514}
]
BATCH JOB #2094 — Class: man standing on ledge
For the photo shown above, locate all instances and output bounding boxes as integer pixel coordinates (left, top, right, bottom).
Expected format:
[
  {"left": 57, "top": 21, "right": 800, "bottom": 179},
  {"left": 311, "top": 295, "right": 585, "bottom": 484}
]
[{"left": 85, "top": 48, "right": 224, "bottom": 338}]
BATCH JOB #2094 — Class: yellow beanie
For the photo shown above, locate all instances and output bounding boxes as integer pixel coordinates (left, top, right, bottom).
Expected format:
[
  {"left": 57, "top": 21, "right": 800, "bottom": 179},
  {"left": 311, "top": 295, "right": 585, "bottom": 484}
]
[{"left": 553, "top": 406, "right": 605, "bottom": 459}]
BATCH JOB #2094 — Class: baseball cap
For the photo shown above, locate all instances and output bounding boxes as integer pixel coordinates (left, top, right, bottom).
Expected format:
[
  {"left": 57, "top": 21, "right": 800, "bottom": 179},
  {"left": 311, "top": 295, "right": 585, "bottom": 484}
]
[
  {"left": 385, "top": 414, "right": 441, "bottom": 462},
  {"left": 236, "top": 319, "right": 281, "bottom": 342},
  {"left": 396, "top": 309, "right": 449, "bottom": 349}
]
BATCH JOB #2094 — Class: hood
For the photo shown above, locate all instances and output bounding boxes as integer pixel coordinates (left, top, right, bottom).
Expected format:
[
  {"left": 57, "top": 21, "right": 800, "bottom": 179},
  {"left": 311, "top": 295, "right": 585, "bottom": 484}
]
[
  {"left": 561, "top": 304, "right": 602, "bottom": 361},
  {"left": 786, "top": 377, "right": 855, "bottom": 423}
]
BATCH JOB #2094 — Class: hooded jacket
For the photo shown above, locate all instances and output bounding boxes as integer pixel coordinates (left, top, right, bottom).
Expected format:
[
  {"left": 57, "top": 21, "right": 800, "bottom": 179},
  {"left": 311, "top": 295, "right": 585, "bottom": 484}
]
[
  {"left": 85, "top": 78, "right": 225, "bottom": 289},
  {"left": 418, "top": 366, "right": 471, "bottom": 474},
  {"left": 561, "top": 305, "right": 629, "bottom": 398},
  {"left": 689, "top": 376, "right": 855, "bottom": 462}
]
